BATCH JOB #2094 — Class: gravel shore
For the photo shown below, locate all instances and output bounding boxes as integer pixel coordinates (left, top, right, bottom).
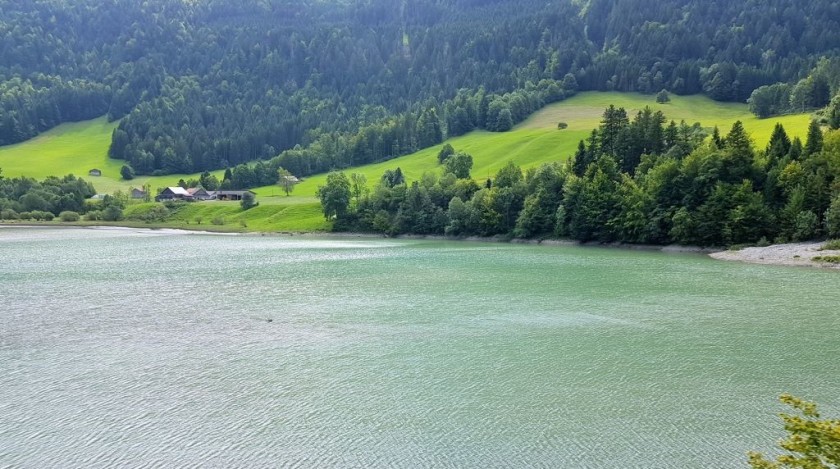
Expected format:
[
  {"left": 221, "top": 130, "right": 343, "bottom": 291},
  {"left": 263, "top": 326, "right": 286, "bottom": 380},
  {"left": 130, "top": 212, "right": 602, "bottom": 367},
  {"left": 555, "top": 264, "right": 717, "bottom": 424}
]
[{"left": 709, "top": 241, "right": 840, "bottom": 269}]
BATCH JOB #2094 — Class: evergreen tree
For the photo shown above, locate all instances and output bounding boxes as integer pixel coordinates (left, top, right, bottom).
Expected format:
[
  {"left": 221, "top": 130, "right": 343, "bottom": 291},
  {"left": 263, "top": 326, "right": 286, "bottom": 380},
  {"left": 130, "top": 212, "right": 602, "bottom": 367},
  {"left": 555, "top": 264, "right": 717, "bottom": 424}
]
[
  {"left": 803, "top": 120, "right": 824, "bottom": 157},
  {"left": 766, "top": 123, "right": 791, "bottom": 165}
]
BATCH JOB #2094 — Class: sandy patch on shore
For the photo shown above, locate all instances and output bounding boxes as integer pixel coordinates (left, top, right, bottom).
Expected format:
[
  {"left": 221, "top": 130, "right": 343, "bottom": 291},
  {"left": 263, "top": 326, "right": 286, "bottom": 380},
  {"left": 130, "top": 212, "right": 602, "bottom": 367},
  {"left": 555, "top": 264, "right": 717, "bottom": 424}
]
[{"left": 710, "top": 242, "right": 840, "bottom": 269}]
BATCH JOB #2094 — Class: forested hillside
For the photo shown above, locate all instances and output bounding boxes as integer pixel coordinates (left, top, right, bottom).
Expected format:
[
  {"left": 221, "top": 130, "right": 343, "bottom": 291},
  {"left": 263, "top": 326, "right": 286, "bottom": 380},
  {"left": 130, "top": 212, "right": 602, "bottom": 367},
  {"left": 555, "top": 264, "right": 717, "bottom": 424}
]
[
  {"left": 2, "top": 0, "right": 839, "bottom": 177},
  {"left": 320, "top": 111, "right": 840, "bottom": 246}
]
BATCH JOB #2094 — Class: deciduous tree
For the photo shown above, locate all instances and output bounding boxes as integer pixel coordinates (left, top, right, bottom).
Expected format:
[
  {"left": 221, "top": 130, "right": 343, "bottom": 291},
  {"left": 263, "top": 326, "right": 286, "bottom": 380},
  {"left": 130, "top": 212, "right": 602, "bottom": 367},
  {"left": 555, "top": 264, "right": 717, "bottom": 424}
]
[
  {"left": 748, "top": 394, "right": 840, "bottom": 469},
  {"left": 317, "top": 172, "right": 351, "bottom": 219}
]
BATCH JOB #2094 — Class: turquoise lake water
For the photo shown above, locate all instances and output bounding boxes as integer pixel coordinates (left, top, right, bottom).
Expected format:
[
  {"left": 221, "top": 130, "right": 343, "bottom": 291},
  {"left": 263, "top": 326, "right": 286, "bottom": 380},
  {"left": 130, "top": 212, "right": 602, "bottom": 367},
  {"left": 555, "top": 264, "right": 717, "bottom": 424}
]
[{"left": 1, "top": 227, "right": 838, "bottom": 468}]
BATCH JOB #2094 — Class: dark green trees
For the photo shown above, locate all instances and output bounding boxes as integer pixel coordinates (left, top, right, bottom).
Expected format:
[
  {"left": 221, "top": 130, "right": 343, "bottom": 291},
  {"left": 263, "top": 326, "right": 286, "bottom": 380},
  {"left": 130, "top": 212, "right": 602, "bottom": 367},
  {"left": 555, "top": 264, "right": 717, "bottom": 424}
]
[
  {"left": 317, "top": 172, "right": 351, "bottom": 219},
  {"left": 437, "top": 144, "right": 455, "bottom": 164},
  {"left": 318, "top": 107, "right": 840, "bottom": 248},
  {"left": 444, "top": 152, "right": 474, "bottom": 179},
  {"left": 0, "top": 174, "right": 96, "bottom": 219},
  {"left": 828, "top": 95, "right": 840, "bottom": 130},
  {"left": 120, "top": 165, "right": 135, "bottom": 180}
]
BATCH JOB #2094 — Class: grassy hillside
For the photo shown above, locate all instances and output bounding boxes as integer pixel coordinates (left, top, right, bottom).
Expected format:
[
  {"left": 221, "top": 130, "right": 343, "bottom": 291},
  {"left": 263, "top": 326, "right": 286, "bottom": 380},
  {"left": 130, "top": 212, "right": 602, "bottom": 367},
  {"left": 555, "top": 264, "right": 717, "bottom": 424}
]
[
  {"left": 0, "top": 92, "right": 815, "bottom": 233},
  {"left": 253, "top": 92, "right": 814, "bottom": 200},
  {"left": 0, "top": 117, "right": 224, "bottom": 194},
  {"left": 0, "top": 117, "right": 121, "bottom": 184},
  {"left": 120, "top": 200, "right": 330, "bottom": 232}
]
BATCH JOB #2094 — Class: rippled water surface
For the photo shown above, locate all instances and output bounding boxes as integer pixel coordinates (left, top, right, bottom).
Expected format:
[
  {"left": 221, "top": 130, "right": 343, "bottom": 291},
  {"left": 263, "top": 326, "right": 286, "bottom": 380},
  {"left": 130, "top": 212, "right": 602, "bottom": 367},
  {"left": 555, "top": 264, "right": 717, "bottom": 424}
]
[{"left": 1, "top": 226, "right": 839, "bottom": 468}]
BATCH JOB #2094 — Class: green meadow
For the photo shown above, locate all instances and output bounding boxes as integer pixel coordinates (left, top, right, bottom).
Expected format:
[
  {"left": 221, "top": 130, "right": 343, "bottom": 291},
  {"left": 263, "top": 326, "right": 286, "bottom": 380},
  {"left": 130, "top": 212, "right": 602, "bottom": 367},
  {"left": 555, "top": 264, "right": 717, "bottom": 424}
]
[
  {"left": 253, "top": 92, "right": 813, "bottom": 200},
  {"left": 119, "top": 200, "right": 330, "bottom": 232},
  {"left": 0, "top": 117, "right": 121, "bottom": 185},
  {"left": 0, "top": 92, "right": 815, "bottom": 232},
  {"left": 0, "top": 117, "right": 224, "bottom": 194}
]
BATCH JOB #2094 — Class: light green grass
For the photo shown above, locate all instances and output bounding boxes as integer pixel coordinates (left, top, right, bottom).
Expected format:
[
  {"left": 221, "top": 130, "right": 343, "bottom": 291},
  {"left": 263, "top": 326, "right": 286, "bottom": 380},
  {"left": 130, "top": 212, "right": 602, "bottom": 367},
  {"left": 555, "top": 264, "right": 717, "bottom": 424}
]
[
  {"left": 122, "top": 200, "right": 329, "bottom": 232},
  {"left": 520, "top": 92, "right": 813, "bottom": 144},
  {"left": 254, "top": 92, "right": 814, "bottom": 201},
  {"left": 0, "top": 116, "right": 224, "bottom": 194},
  {"left": 0, "top": 117, "right": 121, "bottom": 184}
]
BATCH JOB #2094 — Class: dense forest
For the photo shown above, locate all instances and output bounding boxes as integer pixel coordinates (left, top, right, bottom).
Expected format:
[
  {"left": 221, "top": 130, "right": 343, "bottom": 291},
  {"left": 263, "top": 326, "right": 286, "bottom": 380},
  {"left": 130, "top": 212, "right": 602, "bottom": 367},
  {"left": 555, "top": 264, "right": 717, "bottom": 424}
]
[
  {"left": 319, "top": 108, "right": 840, "bottom": 246},
  {"left": 2, "top": 0, "right": 840, "bottom": 177}
]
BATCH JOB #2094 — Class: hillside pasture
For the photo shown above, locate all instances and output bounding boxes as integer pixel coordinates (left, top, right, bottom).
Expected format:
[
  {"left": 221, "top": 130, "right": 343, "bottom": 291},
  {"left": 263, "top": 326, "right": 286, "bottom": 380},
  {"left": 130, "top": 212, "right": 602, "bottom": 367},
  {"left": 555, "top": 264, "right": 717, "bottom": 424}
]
[
  {"left": 254, "top": 92, "right": 814, "bottom": 199},
  {"left": 1, "top": 92, "right": 816, "bottom": 214}
]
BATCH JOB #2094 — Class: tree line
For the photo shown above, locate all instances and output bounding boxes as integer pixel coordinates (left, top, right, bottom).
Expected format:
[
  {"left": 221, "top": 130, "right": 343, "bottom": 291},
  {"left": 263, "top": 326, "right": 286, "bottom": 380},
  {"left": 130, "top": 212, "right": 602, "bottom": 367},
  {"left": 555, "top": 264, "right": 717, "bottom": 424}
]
[
  {"left": 318, "top": 108, "right": 840, "bottom": 246},
  {"left": 2, "top": 0, "right": 839, "bottom": 176},
  {"left": 748, "top": 58, "right": 840, "bottom": 119},
  {"left": 0, "top": 170, "right": 96, "bottom": 220}
]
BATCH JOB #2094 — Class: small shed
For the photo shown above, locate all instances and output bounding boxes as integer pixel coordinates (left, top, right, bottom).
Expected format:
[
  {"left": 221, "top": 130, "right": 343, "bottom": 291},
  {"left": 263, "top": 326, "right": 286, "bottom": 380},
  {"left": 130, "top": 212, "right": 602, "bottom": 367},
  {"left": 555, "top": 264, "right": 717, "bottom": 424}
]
[
  {"left": 131, "top": 188, "right": 147, "bottom": 199},
  {"left": 88, "top": 169, "right": 102, "bottom": 177},
  {"left": 216, "top": 190, "right": 255, "bottom": 201}
]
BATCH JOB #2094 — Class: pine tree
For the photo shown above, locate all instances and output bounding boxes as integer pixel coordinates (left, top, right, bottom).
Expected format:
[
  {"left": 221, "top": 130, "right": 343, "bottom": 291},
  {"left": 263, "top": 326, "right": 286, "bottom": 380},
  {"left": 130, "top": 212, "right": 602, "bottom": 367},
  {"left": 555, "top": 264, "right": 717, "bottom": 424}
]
[
  {"left": 766, "top": 123, "right": 791, "bottom": 165},
  {"left": 803, "top": 120, "right": 823, "bottom": 157}
]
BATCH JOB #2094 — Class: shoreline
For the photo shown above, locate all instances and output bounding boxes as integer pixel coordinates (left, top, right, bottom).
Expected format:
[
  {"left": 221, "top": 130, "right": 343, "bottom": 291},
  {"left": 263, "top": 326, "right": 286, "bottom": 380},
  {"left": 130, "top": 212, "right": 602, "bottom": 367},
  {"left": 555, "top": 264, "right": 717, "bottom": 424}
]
[
  {"left": 709, "top": 242, "right": 840, "bottom": 270},
  {"left": 4, "top": 221, "right": 838, "bottom": 270}
]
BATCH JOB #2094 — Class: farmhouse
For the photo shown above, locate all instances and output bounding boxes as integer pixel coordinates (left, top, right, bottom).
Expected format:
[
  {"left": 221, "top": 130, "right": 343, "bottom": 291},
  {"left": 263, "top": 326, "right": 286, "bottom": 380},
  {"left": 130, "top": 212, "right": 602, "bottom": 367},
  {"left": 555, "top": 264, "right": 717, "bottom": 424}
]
[
  {"left": 187, "top": 187, "right": 216, "bottom": 200},
  {"left": 155, "top": 187, "right": 193, "bottom": 202},
  {"left": 153, "top": 187, "right": 256, "bottom": 202}
]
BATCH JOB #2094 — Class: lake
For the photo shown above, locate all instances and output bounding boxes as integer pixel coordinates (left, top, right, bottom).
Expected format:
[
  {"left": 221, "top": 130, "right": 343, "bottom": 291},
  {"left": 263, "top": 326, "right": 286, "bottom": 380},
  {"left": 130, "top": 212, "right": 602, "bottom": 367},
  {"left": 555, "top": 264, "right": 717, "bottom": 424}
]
[{"left": 1, "top": 226, "right": 838, "bottom": 468}]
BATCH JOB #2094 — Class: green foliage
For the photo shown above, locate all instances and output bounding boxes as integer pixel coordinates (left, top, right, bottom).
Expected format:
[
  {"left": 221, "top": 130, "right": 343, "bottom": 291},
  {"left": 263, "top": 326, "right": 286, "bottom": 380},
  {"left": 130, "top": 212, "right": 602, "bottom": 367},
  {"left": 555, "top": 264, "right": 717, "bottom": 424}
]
[
  {"left": 58, "top": 211, "right": 80, "bottom": 222},
  {"left": 381, "top": 168, "right": 405, "bottom": 187},
  {"left": 655, "top": 89, "right": 670, "bottom": 104},
  {"left": 750, "top": 59, "right": 840, "bottom": 118},
  {"left": 804, "top": 120, "right": 824, "bottom": 157},
  {"left": 437, "top": 144, "right": 455, "bottom": 164},
  {"left": 317, "top": 172, "right": 351, "bottom": 220},
  {"left": 0, "top": 209, "right": 18, "bottom": 220},
  {"left": 820, "top": 239, "right": 840, "bottom": 251},
  {"left": 101, "top": 205, "right": 123, "bottom": 222},
  {"left": 0, "top": 173, "right": 95, "bottom": 217},
  {"left": 124, "top": 203, "right": 171, "bottom": 223},
  {"left": 557, "top": 122, "right": 568, "bottom": 130},
  {"left": 749, "top": 84, "right": 794, "bottom": 118},
  {"left": 0, "top": 0, "right": 838, "bottom": 187},
  {"left": 812, "top": 255, "right": 840, "bottom": 264},
  {"left": 240, "top": 192, "right": 258, "bottom": 210},
  {"left": 748, "top": 394, "right": 840, "bottom": 468},
  {"left": 444, "top": 152, "right": 473, "bottom": 179},
  {"left": 120, "top": 200, "right": 329, "bottom": 232},
  {"left": 828, "top": 95, "right": 840, "bottom": 130},
  {"left": 277, "top": 168, "right": 296, "bottom": 196},
  {"left": 120, "top": 165, "right": 135, "bottom": 180},
  {"left": 199, "top": 171, "right": 220, "bottom": 191},
  {"left": 825, "top": 196, "right": 840, "bottom": 238},
  {"left": 349, "top": 173, "right": 369, "bottom": 208},
  {"left": 793, "top": 211, "right": 819, "bottom": 241},
  {"left": 28, "top": 210, "right": 53, "bottom": 221},
  {"left": 319, "top": 105, "right": 838, "bottom": 247}
]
